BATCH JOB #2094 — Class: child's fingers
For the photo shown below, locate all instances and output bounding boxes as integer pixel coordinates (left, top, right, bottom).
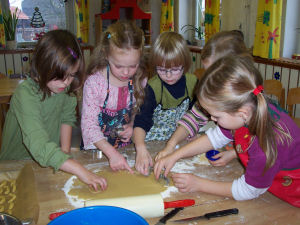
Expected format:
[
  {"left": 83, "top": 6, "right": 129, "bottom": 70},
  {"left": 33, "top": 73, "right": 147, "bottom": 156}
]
[
  {"left": 124, "top": 163, "right": 134, "bottom": 174},
  {"left": 153, "top": 162, "right": 163, "bottom": 179}
]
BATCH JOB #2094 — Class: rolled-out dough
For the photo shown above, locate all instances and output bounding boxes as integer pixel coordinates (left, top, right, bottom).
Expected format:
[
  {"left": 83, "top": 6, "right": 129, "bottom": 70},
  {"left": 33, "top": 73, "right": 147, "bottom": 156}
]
[{"left": 68, "top": 170, "right": 170, "bottom": 201}]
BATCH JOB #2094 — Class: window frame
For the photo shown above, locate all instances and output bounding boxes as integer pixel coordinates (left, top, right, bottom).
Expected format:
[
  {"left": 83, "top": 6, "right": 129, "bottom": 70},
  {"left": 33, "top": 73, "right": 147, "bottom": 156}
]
[{"left": 1, "top": 0, "right": 76, "bottom": 47}]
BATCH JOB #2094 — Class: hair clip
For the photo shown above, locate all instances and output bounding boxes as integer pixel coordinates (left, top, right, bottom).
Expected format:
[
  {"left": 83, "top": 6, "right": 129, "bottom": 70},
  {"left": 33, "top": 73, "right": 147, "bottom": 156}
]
[
  {"left": 67, "top": 47, "right": 78, "bottom": 59},
  {"left": 107, "top": 33, "right": 111, "bottom": 39},
  {"left": 253, "top": 85, "right": 264, "bottom": 96}
]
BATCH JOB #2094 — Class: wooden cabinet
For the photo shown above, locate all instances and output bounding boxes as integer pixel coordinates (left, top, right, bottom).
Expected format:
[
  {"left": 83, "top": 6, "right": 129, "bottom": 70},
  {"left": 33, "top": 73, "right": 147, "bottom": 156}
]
[{"left": 95, "top": 0, "right": 151, "bottom": 45}]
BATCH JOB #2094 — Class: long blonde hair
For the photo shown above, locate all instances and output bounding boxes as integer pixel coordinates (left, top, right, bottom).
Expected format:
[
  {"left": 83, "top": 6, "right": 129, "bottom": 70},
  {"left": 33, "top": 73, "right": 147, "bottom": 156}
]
[
  {"left": 87, "top": 20, "right": 148, "bottom": 111},
  {"left": 197, "top": 55, "right": 290, "bottom": 170}
]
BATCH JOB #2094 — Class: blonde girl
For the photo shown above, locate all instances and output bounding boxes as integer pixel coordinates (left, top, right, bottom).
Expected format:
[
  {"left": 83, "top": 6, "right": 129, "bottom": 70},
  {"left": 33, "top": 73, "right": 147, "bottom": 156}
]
[
  {"left": 133, "top": 31, "right": 197, "bottom": 175},
  {"left": 81, "top": 20, "right": 148, "bottom": 173},
  {"left": 154, "top": 55, "right": 300, "bottom": 207}
]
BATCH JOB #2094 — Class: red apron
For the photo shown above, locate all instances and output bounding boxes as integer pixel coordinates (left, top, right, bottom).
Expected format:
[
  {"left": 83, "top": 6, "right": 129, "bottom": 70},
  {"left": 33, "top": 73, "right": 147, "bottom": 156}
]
[{"left": 234, "top": 127, "right": 300, "bottom": 207}]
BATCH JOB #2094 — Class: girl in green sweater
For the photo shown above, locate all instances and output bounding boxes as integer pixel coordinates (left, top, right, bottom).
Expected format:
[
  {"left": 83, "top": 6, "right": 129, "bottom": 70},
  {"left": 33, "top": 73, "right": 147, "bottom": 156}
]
[{"left": 0, "top": 30, "right": 107, "bottom": 192}]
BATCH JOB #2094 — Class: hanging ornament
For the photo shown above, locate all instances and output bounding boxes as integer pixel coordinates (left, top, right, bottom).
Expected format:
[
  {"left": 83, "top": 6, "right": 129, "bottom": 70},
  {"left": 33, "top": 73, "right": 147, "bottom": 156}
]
[
  {"left": 30, "top": 7, "right": 45, "bottom": 28},
  {"left": 30, "top": 7, "right": 46, "bottom": 41}
]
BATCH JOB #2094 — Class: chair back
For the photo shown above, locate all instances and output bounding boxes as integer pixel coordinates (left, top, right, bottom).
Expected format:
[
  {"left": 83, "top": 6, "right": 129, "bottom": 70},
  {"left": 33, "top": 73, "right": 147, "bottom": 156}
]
[
  {"left": 286, "top": 87, "right": 300, "bottom": 128},
  {"left": 194, "top": 68, "right": 206, "bottom": 81},
  {"left": 263, "top": 79, "right": 285, "bottom": 108},
  {"left": 0, "top": 73, "right": 7, "bottom": 79}
]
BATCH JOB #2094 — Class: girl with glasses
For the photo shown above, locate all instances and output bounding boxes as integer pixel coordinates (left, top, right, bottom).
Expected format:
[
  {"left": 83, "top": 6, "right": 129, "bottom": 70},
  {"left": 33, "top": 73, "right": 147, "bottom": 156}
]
[
  {"left": 155, "top": 30, "right": 251, "bottom": 166},
  {"left": 81, "top": 20, "right": 148, "bottom": 173},
  {"left": 133, "top": 32, "right": 197, "bottom": 176}
]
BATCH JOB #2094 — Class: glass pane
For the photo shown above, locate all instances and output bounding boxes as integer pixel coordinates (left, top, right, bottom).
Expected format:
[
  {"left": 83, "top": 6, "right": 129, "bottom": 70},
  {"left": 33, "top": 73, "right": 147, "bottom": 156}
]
[{"left": 9, "top": 0, "right": 66, "bottom": 43}]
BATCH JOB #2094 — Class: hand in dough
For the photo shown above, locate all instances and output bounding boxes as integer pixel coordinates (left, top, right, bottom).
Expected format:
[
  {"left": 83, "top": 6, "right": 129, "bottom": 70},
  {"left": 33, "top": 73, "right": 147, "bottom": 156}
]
[{"left": 135, "top": 147, "right": 153, "bottom": 176}]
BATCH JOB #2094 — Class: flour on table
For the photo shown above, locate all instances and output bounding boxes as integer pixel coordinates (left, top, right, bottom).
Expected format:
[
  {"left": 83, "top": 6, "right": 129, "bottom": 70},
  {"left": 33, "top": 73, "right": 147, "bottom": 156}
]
[{"left": 63, "top": 154, "right": 210, "bottom": 208}]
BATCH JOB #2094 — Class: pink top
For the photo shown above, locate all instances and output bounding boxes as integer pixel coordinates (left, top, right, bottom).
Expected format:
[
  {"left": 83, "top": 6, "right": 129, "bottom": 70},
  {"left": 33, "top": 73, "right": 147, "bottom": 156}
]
[{"left": 81, "top": 71, "right": 136, "bottom": 149}]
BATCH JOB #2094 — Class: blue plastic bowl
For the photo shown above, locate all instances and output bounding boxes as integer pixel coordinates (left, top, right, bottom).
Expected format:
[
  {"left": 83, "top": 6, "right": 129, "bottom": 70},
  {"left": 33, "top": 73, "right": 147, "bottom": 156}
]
[
  {"left": 48, "top": 206, "right": 149, "bottom": 225},
  {"left": 205, "top": 150, "right": 220, "bottom": 161}
]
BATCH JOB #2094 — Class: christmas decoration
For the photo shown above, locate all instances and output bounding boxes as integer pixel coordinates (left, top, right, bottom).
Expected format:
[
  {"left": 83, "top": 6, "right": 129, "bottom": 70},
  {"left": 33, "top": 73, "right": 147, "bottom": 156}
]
[
  {"left": 30, "top": 7, "right": 45, "bottom": 28},
  {"left": 30, "top": 7, "right": 45, "bottom": 41}
]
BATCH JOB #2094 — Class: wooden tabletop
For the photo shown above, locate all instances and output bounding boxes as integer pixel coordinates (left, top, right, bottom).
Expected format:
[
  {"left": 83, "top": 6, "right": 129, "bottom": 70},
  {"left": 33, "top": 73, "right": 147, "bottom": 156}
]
[
  {"left": 0, "top": 78, "right": 23, "bottom": 98},
  {"left": 0, "top": 141, "right": 299, "bottom": 225}
]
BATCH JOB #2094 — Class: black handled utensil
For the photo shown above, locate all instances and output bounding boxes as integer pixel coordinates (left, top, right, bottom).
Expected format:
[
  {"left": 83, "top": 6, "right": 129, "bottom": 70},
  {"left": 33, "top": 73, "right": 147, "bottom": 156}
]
[
  {"left": 155, "top": 207, "right": 184, "bottom": 225},
  {"left": 172, "top": 208, "right": 239, "bottom": 223}
]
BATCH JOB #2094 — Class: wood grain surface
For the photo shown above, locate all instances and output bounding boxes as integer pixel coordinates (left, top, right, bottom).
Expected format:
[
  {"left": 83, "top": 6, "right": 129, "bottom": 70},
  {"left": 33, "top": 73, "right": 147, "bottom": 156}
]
[{"left": 0, "top": 141, "right": 299, "bottom": 225}]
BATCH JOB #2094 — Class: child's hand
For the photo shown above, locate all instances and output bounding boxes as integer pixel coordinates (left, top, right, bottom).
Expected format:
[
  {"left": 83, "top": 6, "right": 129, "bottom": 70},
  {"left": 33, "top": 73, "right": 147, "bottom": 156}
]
[
  {"left": 155, "top": 143, "right": 175, "bottom": 162},
  {"left": 154, "top": 154, "right": 177, "bottom": 180},
  {"left": 135, "top": 146, "right": 153, "bottom": 176},
  {"left": 209, "top": 149, "right": 237, "bottom": 167},
  {"left": 119, "top": 124, "right": 133, "bottom": 143},
  {"left": 60, "top": 159, "right": 107, "bottom": 192},
  {"left": 109, "top": 151, "right": 134, "bottom": 173},
  {"left": 171, "top": 173, "right": 202, "bottom": 193},
  {"left": 78, "top": 170, "right": 108, "bottom": 192}
]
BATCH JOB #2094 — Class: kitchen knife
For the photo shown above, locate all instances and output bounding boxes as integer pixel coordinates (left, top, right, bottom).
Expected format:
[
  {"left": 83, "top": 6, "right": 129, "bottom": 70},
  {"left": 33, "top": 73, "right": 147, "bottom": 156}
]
[
  {"left": 155, "top": 207, "right": 184, "bottom": 225},
  {"left": 172, "top": 208, "right": 239, "bottom": 223},
  {"left": 49, "top": 199, "right": 195, "bottom": 220}
]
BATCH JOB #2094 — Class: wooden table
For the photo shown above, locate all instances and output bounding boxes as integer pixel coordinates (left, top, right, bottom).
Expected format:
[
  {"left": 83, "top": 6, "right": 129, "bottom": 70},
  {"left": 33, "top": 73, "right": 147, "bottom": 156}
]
[
  {"left": 0, "top": 78, "right": 23, "bottom": 98},
  {"left": 0, "top": 141, "right": 299, "bottom": 225}
]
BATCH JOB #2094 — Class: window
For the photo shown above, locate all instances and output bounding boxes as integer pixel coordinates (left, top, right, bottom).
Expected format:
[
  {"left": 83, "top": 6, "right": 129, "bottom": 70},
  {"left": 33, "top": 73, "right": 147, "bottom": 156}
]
[
  {"left": 2, "top": 0, "right": 74, "bottom": 45},
  {"left": 195, "top": 0, "right": 205, "bottom": 40}
]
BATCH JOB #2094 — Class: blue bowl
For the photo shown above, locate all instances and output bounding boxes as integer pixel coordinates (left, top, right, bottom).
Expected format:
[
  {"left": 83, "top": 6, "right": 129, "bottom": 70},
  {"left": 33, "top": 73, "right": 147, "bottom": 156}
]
[
  {"left": 205, "top": 150, "right": 220, "bottom": 161},
  {"left": 48, "top": 206, "right": 149, "bottom": 225}
]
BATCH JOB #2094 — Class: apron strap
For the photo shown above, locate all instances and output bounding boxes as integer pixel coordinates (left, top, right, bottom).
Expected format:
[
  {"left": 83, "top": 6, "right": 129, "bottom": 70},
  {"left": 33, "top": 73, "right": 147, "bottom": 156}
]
[{"left": 102, "top": 64, "right": 110, "bottom": 110}]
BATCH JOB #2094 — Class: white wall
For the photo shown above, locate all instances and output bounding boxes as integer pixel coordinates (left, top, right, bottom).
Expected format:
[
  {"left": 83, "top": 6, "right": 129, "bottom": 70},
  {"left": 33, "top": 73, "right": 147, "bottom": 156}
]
[
  {"left": 177, "top": 0, "right": 196, "bottom": 43},
  {"left": 282, "top": 0, "right": 300, "bottom": 57},
  {"left": 150, "top": 0, "right": 161, "bottom": 43}
]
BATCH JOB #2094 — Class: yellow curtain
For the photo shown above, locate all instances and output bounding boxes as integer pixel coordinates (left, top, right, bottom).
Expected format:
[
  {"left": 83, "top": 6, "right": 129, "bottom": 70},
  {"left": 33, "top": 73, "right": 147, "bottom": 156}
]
[
  {"left": 253, "top": 0, "right": 282, "bottom": 59},
  {"left": 204, "top": 0, "right": 220, "bottom": 42},
  {"left": 74, "top": 0, "right": 89, "bottom": 43},
  {"left": 0, "top": 4, "right": 6, "bottom": 48},
  {"left": 160, "top": 0, "right": 174, "bottom": 33}
]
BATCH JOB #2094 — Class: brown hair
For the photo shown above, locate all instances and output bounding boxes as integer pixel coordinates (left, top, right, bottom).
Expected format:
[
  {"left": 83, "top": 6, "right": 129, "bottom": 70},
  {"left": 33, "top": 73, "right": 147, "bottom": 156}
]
[
  {"left": 197, "top": 55, "right": 291, "bottom": 171},
  {"left": 201, "top": 30, "right": 252, "bottom": 64},
  {"left": 30, "top": 29, "right": 85, "bottom": 100},
  {"left": 150, "top": 31, "right": 191, "bottom": 74},
  {"left": 87, "top": 20, "right": 148, "bottom": 111}
]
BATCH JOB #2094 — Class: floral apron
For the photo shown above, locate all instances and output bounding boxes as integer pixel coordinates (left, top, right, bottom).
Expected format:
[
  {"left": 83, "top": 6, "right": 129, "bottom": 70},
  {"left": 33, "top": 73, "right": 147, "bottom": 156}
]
[
  {"left": 234, "top": 126, "right": 300, "bottom": 208},
  {"left": 145, "top": 82, "right": 190, "bottom": 141},
  {"left": 98, "top": 65, "right": 133, "bottom": 148}
]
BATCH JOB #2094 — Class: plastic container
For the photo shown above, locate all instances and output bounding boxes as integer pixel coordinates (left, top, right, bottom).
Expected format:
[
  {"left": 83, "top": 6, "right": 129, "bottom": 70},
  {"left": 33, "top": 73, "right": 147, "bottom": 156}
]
[
  {"left": 48, "top": 206, "right": 149, "bottom": 225},
  {"left": 205, "top": 150, "right": 220, "bottom": 161}
]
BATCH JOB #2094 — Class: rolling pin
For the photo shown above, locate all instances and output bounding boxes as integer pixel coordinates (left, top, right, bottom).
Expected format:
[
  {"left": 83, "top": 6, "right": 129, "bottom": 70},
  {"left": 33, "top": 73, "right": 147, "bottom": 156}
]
[
  {"left": 84, "top": 194, "right": 194, "bottom": 218},
  {"left": 49, "top": 194, "right": 194, "bottom": 219}
]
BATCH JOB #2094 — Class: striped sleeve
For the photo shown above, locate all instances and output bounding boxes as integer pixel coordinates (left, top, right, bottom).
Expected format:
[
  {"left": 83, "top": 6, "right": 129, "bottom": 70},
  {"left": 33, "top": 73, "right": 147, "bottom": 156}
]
[{"left": 177, "top": 104, "right": 208, "bottom": 137}]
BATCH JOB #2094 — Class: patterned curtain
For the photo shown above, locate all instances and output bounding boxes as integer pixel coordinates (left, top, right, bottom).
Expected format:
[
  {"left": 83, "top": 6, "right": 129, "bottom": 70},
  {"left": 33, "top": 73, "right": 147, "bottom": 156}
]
[
  {"left": 0, "top": 4, "right": 6, "bottom": 48},
  {"left": 204, "top": 0, "right": 220, "bottom": 42},
  {"left": 74, "top": 0, "right": 89, "bottom": 43},
  {"left": 253, "top": 0, "right": 282, "bottom": 59},
  {"left": 160, "top": 0, "right": 174, "bottom": 33}
]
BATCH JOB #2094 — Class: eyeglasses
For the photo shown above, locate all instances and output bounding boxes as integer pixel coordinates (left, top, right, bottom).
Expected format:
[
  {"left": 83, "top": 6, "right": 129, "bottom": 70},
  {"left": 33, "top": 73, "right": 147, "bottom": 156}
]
[{"left": 156, "top": 66, "right": 183, "bottom": 75}]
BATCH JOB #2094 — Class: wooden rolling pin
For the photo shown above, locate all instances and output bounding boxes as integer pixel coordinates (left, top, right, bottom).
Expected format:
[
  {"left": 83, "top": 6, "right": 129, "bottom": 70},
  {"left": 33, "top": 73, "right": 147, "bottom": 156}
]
[{"left": 49, "top": 194, "right": 195, "bottom": 219}]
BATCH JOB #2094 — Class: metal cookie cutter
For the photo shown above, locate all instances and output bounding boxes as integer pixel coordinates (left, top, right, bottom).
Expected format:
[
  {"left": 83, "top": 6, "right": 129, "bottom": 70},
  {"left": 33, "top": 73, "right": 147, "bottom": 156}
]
[{"left": 148, "top": 167, "right": 170, "bottom": 186}]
